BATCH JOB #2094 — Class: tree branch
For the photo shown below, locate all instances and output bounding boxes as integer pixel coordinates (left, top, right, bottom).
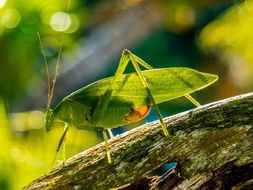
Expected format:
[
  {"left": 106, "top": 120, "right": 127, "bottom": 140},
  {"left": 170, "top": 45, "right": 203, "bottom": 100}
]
[{"left": 23, "top": 92, "right": 253, "bottom": 190}]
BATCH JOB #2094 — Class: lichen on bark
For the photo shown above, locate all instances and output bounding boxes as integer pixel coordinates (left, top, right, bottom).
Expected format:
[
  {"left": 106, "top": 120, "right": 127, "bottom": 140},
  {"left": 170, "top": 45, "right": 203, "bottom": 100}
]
[{"left": 23, "top": 92, "right": 253, "bottom": 190}]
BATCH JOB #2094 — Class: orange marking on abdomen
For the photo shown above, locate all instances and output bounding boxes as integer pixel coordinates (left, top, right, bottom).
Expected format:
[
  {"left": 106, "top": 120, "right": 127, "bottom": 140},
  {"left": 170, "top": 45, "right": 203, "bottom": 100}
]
[{"left": 125, "top": 105, "right": 151, "bottom": 122}]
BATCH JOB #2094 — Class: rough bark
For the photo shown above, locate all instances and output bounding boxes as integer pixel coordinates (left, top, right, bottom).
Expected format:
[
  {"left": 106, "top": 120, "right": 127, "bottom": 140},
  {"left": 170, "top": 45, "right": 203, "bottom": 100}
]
[{"left": 23, "top": 92, "right": 253, "bottom": 190}]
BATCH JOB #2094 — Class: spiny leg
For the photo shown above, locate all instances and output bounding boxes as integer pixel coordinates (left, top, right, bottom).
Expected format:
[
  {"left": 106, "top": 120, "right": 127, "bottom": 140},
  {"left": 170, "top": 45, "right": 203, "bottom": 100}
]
[
  {"left": 102, "top": 129, "right": 112, "bottom": 164},
  {"left": 132, "top": 53, "right": 201, "bottom": 108},
  {"left": 92, "top": 49, "right": 155, "bottom": 125},
  {"left": 93, "top": 49, "right": 169, "bottom": 136},
  {"left": 62, "top": 133, "right": 67, "bottom": 161},
  {"left": 92, "top": 50, "right": 130, "bottom": 124},
  {"left": 56, "top": 122, "right": 69, "bottom": 153},
  {"left": 92, "top": 49, "right": 168, "bottom": 164},
  {"left": 91, "top": 50, "right": 132, "bottom": 164},
  {"left": 52, "top": 122, "right": 69, "bottom": 166},
  {"left": 129, "top": 53, "right": 169, "bottom": 137},
  {"left": 131, "top": 53, "right": 153, "bottom": 70}
]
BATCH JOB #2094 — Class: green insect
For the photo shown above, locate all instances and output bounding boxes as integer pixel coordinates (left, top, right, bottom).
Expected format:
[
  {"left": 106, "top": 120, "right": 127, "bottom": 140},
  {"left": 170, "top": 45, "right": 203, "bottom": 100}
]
[
  {"left": 37, "top": 0, "right": 217, "bottom": 164},
  {"left": 43, "top": 48, "right": 218, "bottom": 164}
]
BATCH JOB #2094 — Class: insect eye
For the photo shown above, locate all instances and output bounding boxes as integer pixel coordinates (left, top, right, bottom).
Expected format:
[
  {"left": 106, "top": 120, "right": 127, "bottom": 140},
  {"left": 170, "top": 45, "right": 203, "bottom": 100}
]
[
  {"left": 85, "top": 114, "right": 91, "bottom": 122},
  {"left": 45, "top": 108, "right": 54, "bottom": 132}
]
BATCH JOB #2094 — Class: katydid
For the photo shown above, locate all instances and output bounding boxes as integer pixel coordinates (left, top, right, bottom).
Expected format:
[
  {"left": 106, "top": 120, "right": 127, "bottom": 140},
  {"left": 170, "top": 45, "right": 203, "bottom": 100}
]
[{"left": 44, "top": 49, "right": 218, "bottom": 164}]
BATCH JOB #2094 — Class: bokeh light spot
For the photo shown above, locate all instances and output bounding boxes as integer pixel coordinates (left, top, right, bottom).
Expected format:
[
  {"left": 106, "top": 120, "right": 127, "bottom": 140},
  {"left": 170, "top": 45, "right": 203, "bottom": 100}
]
[
  {"left": 174, "top": 5, "right": 196, "bottom": 28},
  {"left": 50, "top": 11, "right": 71, "bottom": 32},
  {"left": 0, "top": 0, "right": 7, "bottom": 8},
  {"left": 66, "top": 14, "right": 79, "bottom": 33},
  {"left": 1, "top": 9, "right": 21, "bottom": 28}
]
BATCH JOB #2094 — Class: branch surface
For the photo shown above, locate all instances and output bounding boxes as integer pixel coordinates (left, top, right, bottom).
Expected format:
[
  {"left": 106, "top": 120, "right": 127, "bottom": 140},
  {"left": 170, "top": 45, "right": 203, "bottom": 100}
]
[{"left": 24, "top": 92, "right": 253, "bottom": 190}]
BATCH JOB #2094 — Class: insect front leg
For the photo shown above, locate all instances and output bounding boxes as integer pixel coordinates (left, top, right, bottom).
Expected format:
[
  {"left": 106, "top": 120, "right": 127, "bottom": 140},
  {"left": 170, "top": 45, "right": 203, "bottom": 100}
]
[{"left": 52, "top": 122, "right": 69, "bottom": 165}]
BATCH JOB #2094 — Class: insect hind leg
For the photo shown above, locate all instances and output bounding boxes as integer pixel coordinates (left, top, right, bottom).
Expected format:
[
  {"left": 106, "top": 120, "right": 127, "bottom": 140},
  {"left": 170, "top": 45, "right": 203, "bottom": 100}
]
[
  {"left": 128, "top": 52, "right": 169, "bottom": 137},
  {"left": 103, "top": 129, "right": 112, "bottom": 164},
  {"left": 91, "top": 50, "right": 131, "bottom": 125},
  {"left": 107, "top": 129, "right": 114, "bottom": 138},
  {"left": 185, "top": 94, "right": 201, "bottom": 107},
  {"left": 132, "top": 51, "right": 201, "bottom": 108}
]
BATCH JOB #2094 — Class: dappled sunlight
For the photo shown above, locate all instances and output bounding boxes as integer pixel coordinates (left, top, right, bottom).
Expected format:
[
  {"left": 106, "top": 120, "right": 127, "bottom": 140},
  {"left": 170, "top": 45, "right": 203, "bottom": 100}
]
[
  {"left": 10, "top": 111, "right": 44, "bottom": 131},
  {"left": 2, "top": 107, "right": 100, "bottom": 189},
  {"left": 174, "top": 5, "right": 196, "bottom": 29},
  {"left": 49, "top": 12, "right": 79, "bottom": 33},
  {"left": 199, "top": 1, "right": 253, "bottom": 89},
  {"left": 0, "top": 8, "right": 21, "bottom": 28},
  {"left": 160, "top": 2, "right": 197, "bottom": 33},
  {"left": 50, "top": 11, "right": 71, "bottom": 32},
  {"left": 0, "top": 0, "right": 7, "bottom": 8}
]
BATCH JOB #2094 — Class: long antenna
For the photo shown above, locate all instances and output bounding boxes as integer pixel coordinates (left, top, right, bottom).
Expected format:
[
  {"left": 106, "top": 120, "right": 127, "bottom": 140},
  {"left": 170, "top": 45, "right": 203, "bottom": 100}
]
[
  {"left": 37, "top": 32, "right": 51, "bottom": 109},
  {"left": 49, "top": 0, "right": 71, "bottom": 107},
  {"left": 38, "top": 0, "right": 71, "bottom": 109}
]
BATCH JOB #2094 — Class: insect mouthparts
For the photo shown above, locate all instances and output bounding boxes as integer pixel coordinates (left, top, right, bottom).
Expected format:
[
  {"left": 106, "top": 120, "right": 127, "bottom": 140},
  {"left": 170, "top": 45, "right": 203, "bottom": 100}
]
[{"left": 45, "top": 108, "right": 54, "bottom": 132}]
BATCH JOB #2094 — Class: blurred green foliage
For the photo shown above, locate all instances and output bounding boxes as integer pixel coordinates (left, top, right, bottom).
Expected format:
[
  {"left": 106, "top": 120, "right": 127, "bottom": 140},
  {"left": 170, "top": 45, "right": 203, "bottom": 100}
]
[
  {"left": 200, "top": 0, "right": 253, "bottom": 90},
  {"left": 0, "top": 0, "right": 89, "bottom": 104},
  {"left": 0, "top": 1, "right": 94, "bottom": 189},
  {"left": 2, "top": 105, "right": 100, "bottom": 190},
  {"left": 1, "top": 0, "right": 253, "bottom": 189}
]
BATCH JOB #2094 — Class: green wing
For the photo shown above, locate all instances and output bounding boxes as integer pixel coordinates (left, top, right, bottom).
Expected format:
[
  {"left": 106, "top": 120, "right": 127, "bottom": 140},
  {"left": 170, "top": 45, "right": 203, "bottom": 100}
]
[{"left": 67, "top": 68, "right": 218, "bottom": 107}]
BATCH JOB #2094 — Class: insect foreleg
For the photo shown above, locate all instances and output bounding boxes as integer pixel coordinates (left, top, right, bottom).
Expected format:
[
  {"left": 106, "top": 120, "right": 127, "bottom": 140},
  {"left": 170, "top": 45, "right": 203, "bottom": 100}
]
[
  {"left": 129, "top": 53, "right": 169, "bottom": 137},
  {"left": 56, "top": 122, "right": 69, "bottom": 152},
  {"left": 102, "top": 129, "right": 112, "bottom": 164},
  {"left": 51, "top": 122, "right": 69, "bottom": 166}
]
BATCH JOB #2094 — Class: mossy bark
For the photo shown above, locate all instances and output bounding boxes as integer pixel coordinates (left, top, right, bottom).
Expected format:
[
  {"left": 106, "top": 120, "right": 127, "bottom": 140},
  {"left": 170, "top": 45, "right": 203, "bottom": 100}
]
[{"left": 23, "top": 92, "right": 253, "bottom": 190}]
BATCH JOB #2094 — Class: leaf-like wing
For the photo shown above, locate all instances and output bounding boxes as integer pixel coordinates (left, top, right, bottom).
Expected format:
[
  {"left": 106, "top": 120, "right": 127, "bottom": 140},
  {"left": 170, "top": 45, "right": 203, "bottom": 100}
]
[{"left": 68, "top": 68, "right": 218, "bottom": 106}]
